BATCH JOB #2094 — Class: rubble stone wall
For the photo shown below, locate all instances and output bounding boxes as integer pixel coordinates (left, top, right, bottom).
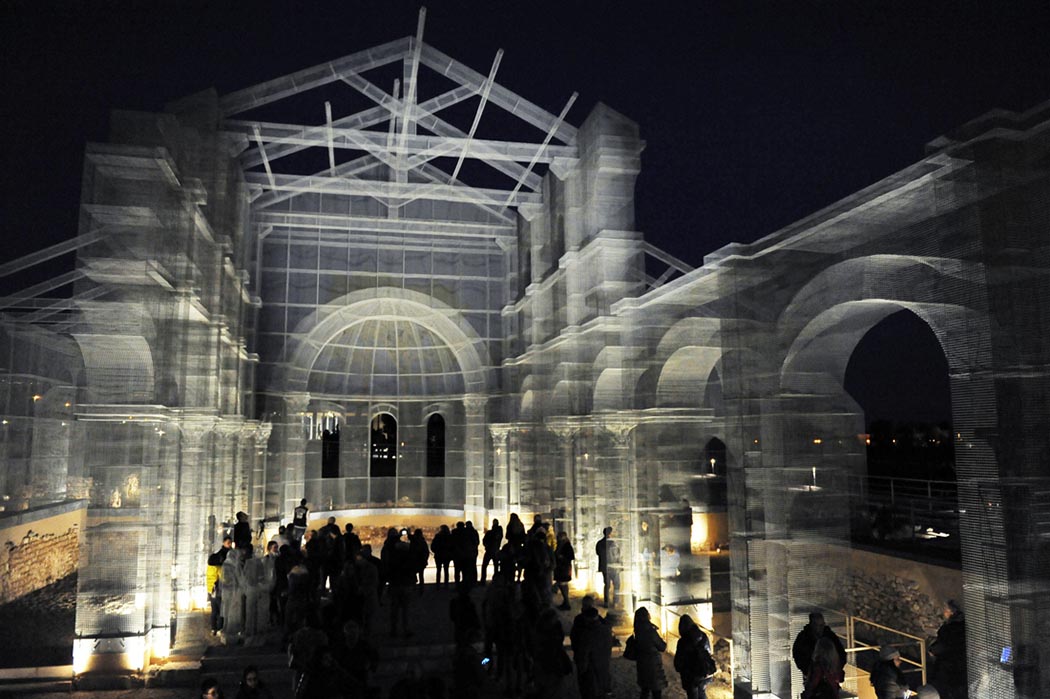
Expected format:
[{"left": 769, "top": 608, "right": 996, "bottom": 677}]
[
  {"left": 824, "top": 545, "right": 962, "bottom": 640},
  {"left": 0, "top": 501, "right": 85, "bottom": 604}
]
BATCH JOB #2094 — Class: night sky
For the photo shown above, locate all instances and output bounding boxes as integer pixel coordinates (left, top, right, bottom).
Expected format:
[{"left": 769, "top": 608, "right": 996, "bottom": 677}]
[{"left": 2, "top": 1, "right": 1049, "bottom": 423}]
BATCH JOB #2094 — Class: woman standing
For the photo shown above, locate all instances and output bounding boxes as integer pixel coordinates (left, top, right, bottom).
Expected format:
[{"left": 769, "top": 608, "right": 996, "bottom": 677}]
[
  {"left": 633, "top": 607, "right": 668, "bottom": 699},
  {"left": 553, "top": 531, "right": 575, "bottom": 610},
  {"left": 674, "top": 614, "right": 715, "bottom": 699}
]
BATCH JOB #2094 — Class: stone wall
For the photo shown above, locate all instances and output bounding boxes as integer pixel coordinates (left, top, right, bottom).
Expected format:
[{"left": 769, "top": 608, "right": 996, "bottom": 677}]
[
  {"left": 0, "top": 500, "right": 86, "bottom": 604},
  {"left": 823, "top": 545, "right": 963, "bottom": 640},
  {"left": 0, "top": 527, "right": 79, "bottom": 603}
]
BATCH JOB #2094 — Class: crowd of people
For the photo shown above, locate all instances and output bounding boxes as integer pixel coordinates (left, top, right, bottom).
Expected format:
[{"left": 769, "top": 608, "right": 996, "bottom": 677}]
[
  {"left": 202, "top": 502, "right": 971, "bottom": 699},
  {"left": 792, "top": 604, "right": 969, "bottom": 699},
  {"left": 200, "top": 506, "right": 722, "bottom": 699}
]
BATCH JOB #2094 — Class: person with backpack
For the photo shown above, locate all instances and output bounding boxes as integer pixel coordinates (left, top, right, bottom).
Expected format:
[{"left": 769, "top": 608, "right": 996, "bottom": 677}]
[
  {"left": 802, "top": 636, "right": 845, "bottom": 699},
  {"left": 674, "top": 614, "right": 716, "bottom": 699}
]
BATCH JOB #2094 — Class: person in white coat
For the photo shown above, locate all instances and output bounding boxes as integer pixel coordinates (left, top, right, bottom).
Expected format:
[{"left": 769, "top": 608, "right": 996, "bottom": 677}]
[
  {"left": 220, "top": 547, "right": 246, "bottom": 643},
  {"left": 242, "top": 545, "right": 265, "bottom": 642}
]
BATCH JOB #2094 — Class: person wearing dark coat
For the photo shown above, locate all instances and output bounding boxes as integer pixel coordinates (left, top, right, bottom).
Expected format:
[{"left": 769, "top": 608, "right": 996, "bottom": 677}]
[
  {"left": 481, "top": 519, "right": 503, "bottom": 583},
  {"left": 553, "top": 531, "right": 575, "bottom": 610},
  {"left": 570, "top": 595, "right": 613, "bottom": 699},
  {"left": 505, "top": 513, "right": 527, "bottom": 580},
  {"left": 342, "top": 523, "right": 362, "bottom": 562},
  {"left": 431, "top": 524, "right": 453, "bottom": 586},
  {"left": 674, "top": 614, "right": 715, "bottom": 699},
  {"left": 802, "top": 636, "right": 845, "bottom": 699},
  {"left": 871, "top": 646, "right": 914, "bottom": 699},
  {"left": 532, "top": 607, "right": 573, "bottom": 698},
  {"left": 595, "top": 527, "right": 620, "bottom": 609},
  {"left": 233, "top": 512, "right": 253, "bottom": 550},
  {"left": 792, "top": 612, "right": 846, "bottom": 679},
  {"left": 633, "top": 606, "right": 668, "bottom": 699},
  {"left": 409, "top": 529, "right": 430, "bottom": 591},
  {"left": 928, "top": 599, "right": 967, "bottom": 699}
]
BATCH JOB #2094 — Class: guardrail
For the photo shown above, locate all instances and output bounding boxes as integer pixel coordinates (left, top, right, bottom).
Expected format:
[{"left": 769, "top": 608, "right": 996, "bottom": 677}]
[{"left": 846, "top": 615, "right": 927, "bottom": 686}]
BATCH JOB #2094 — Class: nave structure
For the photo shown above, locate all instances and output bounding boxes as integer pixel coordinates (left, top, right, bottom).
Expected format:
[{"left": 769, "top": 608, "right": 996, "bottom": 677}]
[{"left": 1, "top": 17, "right": 1048, "bottom": 699}]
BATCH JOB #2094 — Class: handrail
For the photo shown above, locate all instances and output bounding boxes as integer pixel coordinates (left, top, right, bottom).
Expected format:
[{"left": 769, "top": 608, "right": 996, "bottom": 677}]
[{"left": 848, "top": 615, "right": 927, "bottom": 686}]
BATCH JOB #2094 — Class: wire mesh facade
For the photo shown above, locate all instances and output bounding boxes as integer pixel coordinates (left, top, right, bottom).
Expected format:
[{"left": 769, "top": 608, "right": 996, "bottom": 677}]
[{"left": 0, "top": 23, "right": 1048, "bottom": 696}]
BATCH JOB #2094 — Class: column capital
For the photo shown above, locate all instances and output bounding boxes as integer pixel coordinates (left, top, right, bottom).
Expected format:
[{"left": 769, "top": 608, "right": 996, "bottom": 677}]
[
  {"left": 488, "top": 423, "right": 512, "bottom": 447},
  {"left": 546, "top": 417, "right": 583, "bottom": 440},
  {"left": 180, "top": 417, "right": 217, "bottom": 448},
  {"left": 599, "top": 416, "right": 637, "bottom": 446},
  {"left": 462, "top": 394, "right": 488, "bottom": 415},
  {"left": 215, "top": 419, "right": 243, "bottom": 438}
]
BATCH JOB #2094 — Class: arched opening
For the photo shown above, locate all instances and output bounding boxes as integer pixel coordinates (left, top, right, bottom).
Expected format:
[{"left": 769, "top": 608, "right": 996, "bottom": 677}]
[
  {"left": 369, "top": 413, "right": 397, "bottom": 477},
  {"left": 703, "top": 367, "right": 724, "bottom": 416},
  {"left": 843, "top": 309, "right": 956, "bottom": 558},
  {"left": 426, "top": 413, "right": 445, "bottom": 477},
  {"left": 321, "top": 423, "right": 340, "bottom": 478},
  {"left": 703, "top": 437, "right": 727, "bottom": 477}
]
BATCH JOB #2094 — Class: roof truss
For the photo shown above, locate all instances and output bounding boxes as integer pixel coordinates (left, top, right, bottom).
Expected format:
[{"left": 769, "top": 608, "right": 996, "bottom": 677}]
[{"left": 224, "top": 9, "right": 579, "bottom": 219}]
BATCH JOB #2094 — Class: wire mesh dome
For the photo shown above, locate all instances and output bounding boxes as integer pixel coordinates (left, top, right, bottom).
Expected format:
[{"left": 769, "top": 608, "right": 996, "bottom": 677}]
[{"left": 307, "top": 317, "right": 465, "bottom": 398}]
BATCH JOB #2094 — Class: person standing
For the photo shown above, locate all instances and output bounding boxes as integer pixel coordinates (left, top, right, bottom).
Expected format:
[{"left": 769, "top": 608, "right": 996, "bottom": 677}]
[
  {"left": 207, "top": 536, "right": 232, "bottom": 633},
  {"left": 674, "top": 614, "right": 716, "bottom": 699},
  {"left": 431, "top": 524, "right": 453, "bottom": 587},
  {"left": 570, "top": 595, "right": 613, "bottom": 699},
  {"left": 233, "top": 511, "right": 253, "bottom": 550},
  {"left": 595, "top": 527, "right": 619, "bottom": 609},
  {"left": 792, "top": 612, "right": 846, "bottom": 681},
  {"left": 220, "top": 548, "right": 246, "bottom": 643},
  {"left": 870, "top": 646, "right": 915, "bottom": 699},
  {"left": 386, "top": 530, "right": 416, "bottom": 637},
  {"left": 481, "top": 518, "right": 503, "bottom": 583},
  {"left": 633, "top": 606, "right": 668, "bottom": 699},
  {"left": 928, "top": 599, "right": 967, "bottom": 699},
  {"left": 291, "top": 499, "right": 309, "bottom": 548},
  {"left": 554, "top": 530, "right": 575, "bottom": 610},
  {"left": 409, "top": 528, "right": 430, "bottom": 591},
  {"left": 802, "top": 637, "right": 845, "bottom": 699},
  {"left": 505, "top": 513, "right": 527, "bottom": 580}
]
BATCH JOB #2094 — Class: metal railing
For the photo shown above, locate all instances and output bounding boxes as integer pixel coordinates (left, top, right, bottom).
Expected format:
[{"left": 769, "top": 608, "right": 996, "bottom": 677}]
[
  {"left": 846, "top": 615, "right": 927, "bottom": 687},
  {"left": 849, "top": 474, "right": 960, "bottom": 555}
]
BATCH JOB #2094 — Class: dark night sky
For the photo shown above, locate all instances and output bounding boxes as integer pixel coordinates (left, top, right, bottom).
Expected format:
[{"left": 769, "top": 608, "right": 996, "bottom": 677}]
[
  {"left": 1, "top": 1, "right": 1048, "bottom": 423},
  {"left": 4, "top": 1, "right": 1050, "bottom": 264}
]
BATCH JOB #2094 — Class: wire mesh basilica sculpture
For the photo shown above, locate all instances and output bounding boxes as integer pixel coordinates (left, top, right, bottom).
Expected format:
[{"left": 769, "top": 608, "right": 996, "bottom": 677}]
[{"left": 0, "top": 9, "right": 1048, "bottom": 698}]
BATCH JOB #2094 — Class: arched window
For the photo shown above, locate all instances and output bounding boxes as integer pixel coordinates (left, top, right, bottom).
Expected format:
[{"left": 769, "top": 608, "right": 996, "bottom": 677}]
[
  {"left": 704, "top": 437, "right": 726, "bottom": 476},
  {"left": 322, "top": 423, "right": 340, "bottom": 478},
  {"left": 370, "top": 413, "right": 397, "bottom": 477},
  {"left": 426, "top": 413, "right": 445, "bottom": 477}
]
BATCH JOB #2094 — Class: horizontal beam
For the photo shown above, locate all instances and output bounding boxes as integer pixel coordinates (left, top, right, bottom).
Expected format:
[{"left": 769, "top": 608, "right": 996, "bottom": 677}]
[
  {"left": 228, "top": 120, "right": 578, "bottom": 163},
  {"left": 338, "top": 71, "right": 544, "bottom": 191},
  {"left": 220, "top": 37, "right": 411, "bottom": 116},
  {"left": 252, "top": 154, "right": 381, "bottom": 210},
  {"left": 419, "top": 42, "right": 578, "bottom": 145},
  {"left": 244, "top": 172, "right": 542, "bottom": 207},
  {"left": 253, "top": 211, "right": 515, "bottom": 238},
  {"left": 236, "top": 83, "right": 479, "bottom": 169}
]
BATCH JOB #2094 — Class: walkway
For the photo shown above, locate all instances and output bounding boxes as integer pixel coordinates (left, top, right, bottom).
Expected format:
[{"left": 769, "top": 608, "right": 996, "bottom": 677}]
[{"left": 24, "top": 583, "right": 702, "bottom": 699}]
